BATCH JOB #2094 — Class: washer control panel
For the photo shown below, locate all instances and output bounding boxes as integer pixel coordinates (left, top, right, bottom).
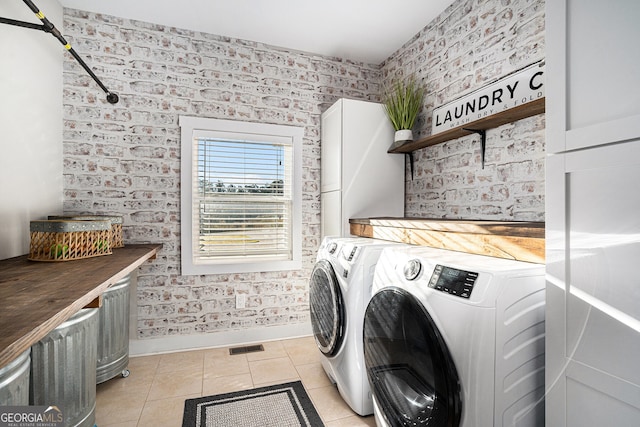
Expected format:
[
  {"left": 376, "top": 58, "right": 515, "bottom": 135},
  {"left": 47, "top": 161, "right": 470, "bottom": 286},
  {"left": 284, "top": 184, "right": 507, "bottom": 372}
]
[
  {"left": 327, "top": 242, "right": 338, "bottom": 254},
  {"left": 341, "top": 244, "right": 359, "bottom": 262},
  {"left": 337, "top": 244, "right": 360, "bottom": 278},
  {"left": 428, "top": 265, "right": 478, "bottom": 299}
]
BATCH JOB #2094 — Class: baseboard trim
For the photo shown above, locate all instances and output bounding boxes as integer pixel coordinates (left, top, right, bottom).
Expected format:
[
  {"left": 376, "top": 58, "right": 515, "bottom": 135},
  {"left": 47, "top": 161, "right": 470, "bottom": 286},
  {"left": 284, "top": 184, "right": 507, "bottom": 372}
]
[{"left": 129, "top": 322, "right": 313, "bottom": 356}]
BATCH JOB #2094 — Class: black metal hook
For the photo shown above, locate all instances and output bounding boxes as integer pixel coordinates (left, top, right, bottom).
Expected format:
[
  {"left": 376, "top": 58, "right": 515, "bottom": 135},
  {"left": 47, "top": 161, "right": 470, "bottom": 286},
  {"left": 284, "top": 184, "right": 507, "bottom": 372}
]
[
  {"left": 463, "top": 128, "right": 486, "bottom": 169},
  {"left": 0, "top": 0, "right": 119, "bottom": 104}
]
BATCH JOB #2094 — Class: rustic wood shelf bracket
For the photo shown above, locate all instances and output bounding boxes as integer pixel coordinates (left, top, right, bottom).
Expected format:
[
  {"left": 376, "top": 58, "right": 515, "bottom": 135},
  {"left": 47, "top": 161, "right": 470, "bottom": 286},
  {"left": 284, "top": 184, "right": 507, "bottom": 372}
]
[
  {"left": 407, "top": 153, "right": 415, "bottom": 180},
  {"left": 463, "top": 128, "right": 487, "bottom": 169}
]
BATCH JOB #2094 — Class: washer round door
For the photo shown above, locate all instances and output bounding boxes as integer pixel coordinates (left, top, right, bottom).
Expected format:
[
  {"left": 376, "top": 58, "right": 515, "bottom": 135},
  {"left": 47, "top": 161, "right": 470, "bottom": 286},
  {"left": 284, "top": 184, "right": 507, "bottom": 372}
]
[
  {"left": 309, "top": 259, "right": 345, "bottom": 356},
  {"left": 363, "top": 287, "right": 462, "bottom": 427}
]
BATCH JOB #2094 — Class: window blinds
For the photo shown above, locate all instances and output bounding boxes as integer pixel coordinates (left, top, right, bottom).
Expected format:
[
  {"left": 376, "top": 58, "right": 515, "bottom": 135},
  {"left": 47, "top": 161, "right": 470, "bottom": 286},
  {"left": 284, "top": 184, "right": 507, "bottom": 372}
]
[{"left": 192, "top": 131, "right": 294, "bottom": 263}]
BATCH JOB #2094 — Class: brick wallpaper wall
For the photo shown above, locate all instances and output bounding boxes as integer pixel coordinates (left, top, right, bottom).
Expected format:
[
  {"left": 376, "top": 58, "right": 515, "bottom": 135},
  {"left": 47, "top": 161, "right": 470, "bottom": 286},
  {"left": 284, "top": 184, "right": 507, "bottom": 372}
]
[
  {"left": 62, "top": 0, "right": 546, "bottom": 344},
  {"left": 61, "top": 9, "right": 382, "bottom": 340},
  {"left": 383, "top": 0, "right": 546, "bottom": 220}
]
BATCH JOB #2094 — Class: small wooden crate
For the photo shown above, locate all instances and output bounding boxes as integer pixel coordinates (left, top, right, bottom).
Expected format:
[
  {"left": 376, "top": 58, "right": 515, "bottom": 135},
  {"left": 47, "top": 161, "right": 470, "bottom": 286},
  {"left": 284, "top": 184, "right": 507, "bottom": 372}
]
[
  {"left": 49, "top": 215, "right": 124, "bottom": 248},
  {"left": 29, "top": 220, "right": 113, "bottom": 261}
]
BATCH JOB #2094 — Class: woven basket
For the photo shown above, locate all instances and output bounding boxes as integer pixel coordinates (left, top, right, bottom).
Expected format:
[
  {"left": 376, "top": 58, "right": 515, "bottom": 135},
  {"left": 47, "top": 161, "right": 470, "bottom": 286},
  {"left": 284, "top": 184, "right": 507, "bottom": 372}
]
[
  {"left": 29, "top": 220, "right": 113, "bottom": 261},
  {"left": 49, "top": 215, "right": 124, "bottom": 248}
]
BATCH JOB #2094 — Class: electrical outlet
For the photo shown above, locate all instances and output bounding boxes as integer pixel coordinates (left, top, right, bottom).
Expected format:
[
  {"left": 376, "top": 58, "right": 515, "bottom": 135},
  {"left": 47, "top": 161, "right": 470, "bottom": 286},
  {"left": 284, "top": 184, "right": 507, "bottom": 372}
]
[{"left": 235, "top": 293, "right": 246, "bottom": 309}]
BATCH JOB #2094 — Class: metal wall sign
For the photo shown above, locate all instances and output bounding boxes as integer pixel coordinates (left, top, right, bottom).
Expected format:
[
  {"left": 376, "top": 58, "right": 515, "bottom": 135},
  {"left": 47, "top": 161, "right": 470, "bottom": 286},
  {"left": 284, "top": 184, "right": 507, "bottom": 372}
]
[{"left": 431, "top": 60, "right": 545, "bottom": 135}]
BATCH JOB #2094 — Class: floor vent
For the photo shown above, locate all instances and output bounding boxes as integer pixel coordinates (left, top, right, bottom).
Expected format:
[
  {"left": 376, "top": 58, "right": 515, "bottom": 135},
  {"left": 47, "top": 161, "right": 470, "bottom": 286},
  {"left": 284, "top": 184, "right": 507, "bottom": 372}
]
[{"left": 229, "top": 344, "right": 264, "bottom": 355}]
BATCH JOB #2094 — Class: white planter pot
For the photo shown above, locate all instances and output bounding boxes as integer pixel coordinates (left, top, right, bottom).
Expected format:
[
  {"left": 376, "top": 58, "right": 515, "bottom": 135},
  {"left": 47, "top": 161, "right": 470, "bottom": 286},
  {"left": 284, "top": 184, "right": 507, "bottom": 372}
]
[{"left": 394, "top": 129, "right": 413, "bottom": 143}]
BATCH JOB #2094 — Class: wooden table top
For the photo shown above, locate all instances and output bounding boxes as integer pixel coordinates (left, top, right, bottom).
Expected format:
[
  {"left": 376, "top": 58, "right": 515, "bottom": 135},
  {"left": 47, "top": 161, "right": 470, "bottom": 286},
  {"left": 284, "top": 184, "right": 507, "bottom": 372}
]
[
  {"left": 0, "top": 244, "right": 161, "bottom": 369},
  {"left": 349, "top": 217, "right": 545, "bottom": 263}
]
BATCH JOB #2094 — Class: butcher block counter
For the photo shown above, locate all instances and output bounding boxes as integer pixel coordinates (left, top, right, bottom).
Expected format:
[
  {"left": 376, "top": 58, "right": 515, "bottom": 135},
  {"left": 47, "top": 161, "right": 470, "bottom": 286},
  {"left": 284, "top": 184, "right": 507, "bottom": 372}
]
[
  {"left": 349, "top": 217, "right": 544, "bottom": 263},
  {"left": 0, "top": 243, "right": 161, "bottom": 369}
]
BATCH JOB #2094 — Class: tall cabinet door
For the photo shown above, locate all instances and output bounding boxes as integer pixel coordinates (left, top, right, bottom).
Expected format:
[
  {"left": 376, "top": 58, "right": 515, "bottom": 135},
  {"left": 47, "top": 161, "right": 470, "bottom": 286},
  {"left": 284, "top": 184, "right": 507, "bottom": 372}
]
[
  {"left": 319, "top": 98, "right": 404, "bottom": 238},
  {"left": 340, "top": 99, "right": 403, "bottom": 232},
  {"left": 321, "top": 190, "right": 341, "bottom": 238},
  {"left": 546, "top": 1, "right": 640, "bottom": 426},
  {"left": 321, "top": 100, "right": 342, "bottom": 194}
]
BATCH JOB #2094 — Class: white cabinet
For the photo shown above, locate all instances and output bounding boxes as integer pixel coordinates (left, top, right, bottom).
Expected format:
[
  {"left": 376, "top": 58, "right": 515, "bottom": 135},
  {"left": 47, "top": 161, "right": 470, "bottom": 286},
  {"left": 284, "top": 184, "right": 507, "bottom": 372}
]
[
  {"left": 320, "top": 99, "right": 405, "bottom": 238},
  {"left": 546, "top": 1, "right": 640, "bottom": 426}
]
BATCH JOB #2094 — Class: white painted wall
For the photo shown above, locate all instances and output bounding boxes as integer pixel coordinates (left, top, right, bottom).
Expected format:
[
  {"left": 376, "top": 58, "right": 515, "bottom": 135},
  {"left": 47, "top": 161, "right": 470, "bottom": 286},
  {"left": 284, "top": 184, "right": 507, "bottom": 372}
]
[{"left": 0, "top": 0, "right": 63, "bottom": 259}]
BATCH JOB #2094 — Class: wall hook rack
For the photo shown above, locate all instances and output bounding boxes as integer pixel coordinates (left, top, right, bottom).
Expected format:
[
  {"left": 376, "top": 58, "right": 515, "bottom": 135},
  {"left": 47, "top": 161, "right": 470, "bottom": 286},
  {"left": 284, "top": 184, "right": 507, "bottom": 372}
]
[
  {"left": 463, "top": 128, "right": 486, "bottom": 169},
  {"left": 0, "top": 0, "right": 119, "bottom": 104}
]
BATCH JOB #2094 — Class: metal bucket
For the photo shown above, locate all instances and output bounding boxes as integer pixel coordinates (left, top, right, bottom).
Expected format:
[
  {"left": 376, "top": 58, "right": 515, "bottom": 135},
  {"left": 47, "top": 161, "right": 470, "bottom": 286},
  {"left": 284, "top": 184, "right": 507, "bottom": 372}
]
[
  {"left": 96, "top": 273, "right": 131, "bottom": 384},
  {"left": 30, "top": 308, "right": 98, "bottom": 427},
  {"left": 0, "top": 348, "right": 30, "bottom": 405}
]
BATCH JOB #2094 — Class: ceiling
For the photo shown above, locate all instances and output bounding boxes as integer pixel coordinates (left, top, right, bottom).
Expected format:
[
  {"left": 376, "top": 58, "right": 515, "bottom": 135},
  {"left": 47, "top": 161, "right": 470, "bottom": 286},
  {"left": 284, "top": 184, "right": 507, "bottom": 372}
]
[{"left": 57, "top": 0, "right": 454, "bottom": 64}]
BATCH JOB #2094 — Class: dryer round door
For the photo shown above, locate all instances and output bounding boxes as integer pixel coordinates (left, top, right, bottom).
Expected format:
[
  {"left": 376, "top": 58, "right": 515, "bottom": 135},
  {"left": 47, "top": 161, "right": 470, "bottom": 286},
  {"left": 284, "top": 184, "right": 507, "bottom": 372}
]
[
  {"left": 309, "top": 259, "right": 345, "bottom": 356},
  {"left": 363, "top": 287, "right": 462, "bottom": 427}
]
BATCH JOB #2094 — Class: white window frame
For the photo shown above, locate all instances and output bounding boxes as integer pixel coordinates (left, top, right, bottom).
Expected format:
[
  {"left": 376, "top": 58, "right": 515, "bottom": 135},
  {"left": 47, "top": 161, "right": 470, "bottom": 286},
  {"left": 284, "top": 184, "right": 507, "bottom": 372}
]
[{"left": 180, "top": 116, "right": 303, "bottom": 275}]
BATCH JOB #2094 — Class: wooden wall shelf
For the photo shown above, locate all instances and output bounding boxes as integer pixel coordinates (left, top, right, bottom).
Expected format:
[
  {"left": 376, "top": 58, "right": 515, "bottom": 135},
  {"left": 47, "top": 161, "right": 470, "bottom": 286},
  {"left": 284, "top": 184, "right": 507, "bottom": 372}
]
[
  {"left": 350, "top": 217, "right": 545, "bottom": 264},
  {"left": 387, "top": 97, "right": 545, "bottom": 153}
]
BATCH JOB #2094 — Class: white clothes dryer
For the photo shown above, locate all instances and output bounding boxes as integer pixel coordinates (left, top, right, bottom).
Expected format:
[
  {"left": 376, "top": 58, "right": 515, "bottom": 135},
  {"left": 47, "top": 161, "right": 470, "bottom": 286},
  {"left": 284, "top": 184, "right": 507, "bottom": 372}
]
[
  {"left": 309, "top": 236, "right": 407, "bottom": 416},
  {"left": 363, "top": 245, "right": 546, "bottom": 427}
]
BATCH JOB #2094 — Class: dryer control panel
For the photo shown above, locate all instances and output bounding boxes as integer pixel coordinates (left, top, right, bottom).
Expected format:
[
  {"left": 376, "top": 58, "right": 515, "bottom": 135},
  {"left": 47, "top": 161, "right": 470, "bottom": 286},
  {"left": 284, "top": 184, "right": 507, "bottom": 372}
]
[{"left": 428, "top": 265, "right": 478, "bottom": 298}]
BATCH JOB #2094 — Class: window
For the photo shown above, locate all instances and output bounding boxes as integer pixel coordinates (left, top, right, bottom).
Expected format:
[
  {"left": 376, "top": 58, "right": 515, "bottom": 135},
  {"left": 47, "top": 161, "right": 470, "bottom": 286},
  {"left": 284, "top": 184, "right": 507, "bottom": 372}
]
[{"left": 180, "top": 116, "right": 303, "bottom": 275}]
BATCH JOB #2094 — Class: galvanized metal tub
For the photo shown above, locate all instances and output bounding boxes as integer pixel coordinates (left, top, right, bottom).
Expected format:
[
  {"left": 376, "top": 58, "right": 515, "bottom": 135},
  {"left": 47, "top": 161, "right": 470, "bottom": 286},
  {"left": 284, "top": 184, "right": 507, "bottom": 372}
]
[
  {"left": 96, "top": 274, "right": 131, "bottom": 384},
  {"left": 30, "top": 308, "right": 98, "bottom": 427},
  {"left": 0, "top": 348, "right": 30, "bottom": 405}
]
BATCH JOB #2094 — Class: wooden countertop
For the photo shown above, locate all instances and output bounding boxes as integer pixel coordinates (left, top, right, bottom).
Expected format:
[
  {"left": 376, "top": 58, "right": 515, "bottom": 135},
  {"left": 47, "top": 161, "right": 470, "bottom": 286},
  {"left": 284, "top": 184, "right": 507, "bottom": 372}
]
[
  {"left": 350, "top": 217, "right": 544, "bottom": 263},
  {"left": 0, "top": 244, "right": 162, "bottom": 369}
]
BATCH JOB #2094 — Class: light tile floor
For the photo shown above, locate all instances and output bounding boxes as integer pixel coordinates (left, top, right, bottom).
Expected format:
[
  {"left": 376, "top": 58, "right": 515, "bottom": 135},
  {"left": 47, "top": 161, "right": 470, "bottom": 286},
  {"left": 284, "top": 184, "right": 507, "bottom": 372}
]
[{"left": 95, "top": 336, "right": 376, "bottom": 427}]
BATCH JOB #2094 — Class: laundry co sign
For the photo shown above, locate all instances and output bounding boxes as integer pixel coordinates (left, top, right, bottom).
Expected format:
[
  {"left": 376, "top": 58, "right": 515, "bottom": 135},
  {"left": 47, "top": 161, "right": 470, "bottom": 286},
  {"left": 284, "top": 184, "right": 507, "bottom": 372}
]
[{"left": 431, "top": 60, "right": 545, "bottom": 135}]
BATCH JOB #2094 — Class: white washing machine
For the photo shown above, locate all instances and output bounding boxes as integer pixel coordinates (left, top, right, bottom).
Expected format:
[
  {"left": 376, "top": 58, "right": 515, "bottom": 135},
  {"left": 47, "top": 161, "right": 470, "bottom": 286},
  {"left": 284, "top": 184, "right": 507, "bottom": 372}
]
[
  {"left": 309, "top": 236, "right": 407, "bottom": 416},
  {"left": 363, "top": 245, "right": 546, "bottom": 427}
]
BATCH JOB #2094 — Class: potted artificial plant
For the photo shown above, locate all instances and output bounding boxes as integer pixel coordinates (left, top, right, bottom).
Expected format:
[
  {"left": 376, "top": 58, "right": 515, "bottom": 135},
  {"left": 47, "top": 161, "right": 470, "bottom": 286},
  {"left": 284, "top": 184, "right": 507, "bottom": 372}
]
[{"left": 383, "top": 76, "right": 425, "bottom": 145}]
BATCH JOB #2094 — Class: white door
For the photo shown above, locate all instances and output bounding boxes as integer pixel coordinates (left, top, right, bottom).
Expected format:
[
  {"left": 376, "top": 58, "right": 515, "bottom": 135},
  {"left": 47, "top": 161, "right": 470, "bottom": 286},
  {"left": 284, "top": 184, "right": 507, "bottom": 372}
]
[{"left": 546, "top": 1, "right": 640, "bottom": 426}]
